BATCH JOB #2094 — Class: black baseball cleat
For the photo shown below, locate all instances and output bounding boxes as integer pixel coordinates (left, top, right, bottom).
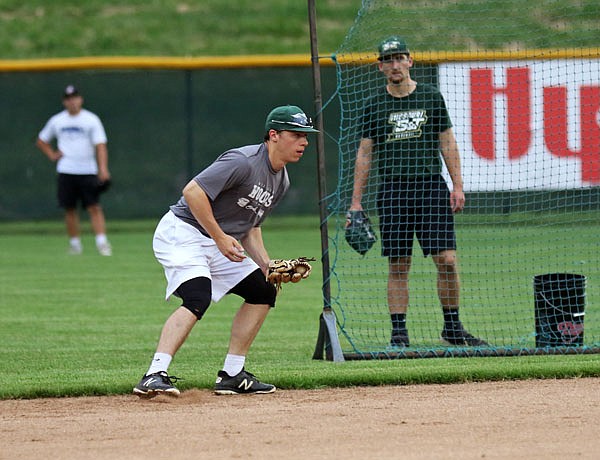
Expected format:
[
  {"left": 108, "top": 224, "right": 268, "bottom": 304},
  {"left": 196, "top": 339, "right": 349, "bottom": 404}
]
[
  {"left": 214, "top": 368, "right": 276, "bottom": 395},
  {"left": 133, "top": 371, "right": 181, "bottom": 398},
  {"left": 390, "top": 328, "right": 410, "bottom": 348},
  {"left": 441, "top": 323, "right": 489, "bottom": 347}
]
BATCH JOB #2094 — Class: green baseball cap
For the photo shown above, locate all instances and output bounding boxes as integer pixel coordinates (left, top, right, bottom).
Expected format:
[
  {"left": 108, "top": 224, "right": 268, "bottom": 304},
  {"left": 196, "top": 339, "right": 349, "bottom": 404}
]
[
  {"left": 265, "top": 105, "right": 319, "bottom": 133},
  {"left": 378, "top": 36, "right": 410, "bottom": 60}
]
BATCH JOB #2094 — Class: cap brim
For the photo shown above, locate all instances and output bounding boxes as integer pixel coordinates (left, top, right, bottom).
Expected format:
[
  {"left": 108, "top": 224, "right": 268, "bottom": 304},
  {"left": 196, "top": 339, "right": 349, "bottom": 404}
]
[
  {"left": 378, "top": 51, "right": 410, "bottom": 60},
  {"left": 267, "top": 123, "right": 319, "bottom": 133},
  {"left": 286, "top": 127, "right": 320, "bottom": 133}
]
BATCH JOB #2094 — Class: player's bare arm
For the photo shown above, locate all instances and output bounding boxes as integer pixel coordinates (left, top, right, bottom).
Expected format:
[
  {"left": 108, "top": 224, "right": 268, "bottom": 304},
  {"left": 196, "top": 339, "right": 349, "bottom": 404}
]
[
  {"left": 35, "top": 138, "right": 63, "bottom": 162},
  {"left": 240, "top": 227, "right": 270, "bottom": 274},
  {"left": 350, "top": 137, "right": 374, "bottom": 211},
  {"left": 95, "top": 143, "right": 111, "bottom": 182},
  {"left": 182, "top": 180, "right": 246, "bottom": 262},
  {"left": 439, "top": 128, "right": 465, "bottom": 213}
]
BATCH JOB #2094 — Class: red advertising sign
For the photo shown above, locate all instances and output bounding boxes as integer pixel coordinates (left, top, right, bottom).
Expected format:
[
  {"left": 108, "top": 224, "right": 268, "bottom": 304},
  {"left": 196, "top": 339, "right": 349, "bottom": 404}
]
[{"left": 439, "top": 61, "right": 600, "bottom": 190}]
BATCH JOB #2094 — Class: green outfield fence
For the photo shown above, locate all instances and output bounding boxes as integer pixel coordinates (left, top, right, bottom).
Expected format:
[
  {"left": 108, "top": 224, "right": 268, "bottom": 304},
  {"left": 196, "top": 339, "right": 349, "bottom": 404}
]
[
  {"left": 0, "top": 55, "right": 340, "bottom": 220},
  {"left": 3, "top": 55, "right": 599, "bottom": 221}
]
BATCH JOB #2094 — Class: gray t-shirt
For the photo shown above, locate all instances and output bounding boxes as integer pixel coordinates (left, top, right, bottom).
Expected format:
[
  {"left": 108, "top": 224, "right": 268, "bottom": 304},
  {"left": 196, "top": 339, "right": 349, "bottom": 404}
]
[{"left": 170, "top": 143, "right": 289, "bottom": 240}]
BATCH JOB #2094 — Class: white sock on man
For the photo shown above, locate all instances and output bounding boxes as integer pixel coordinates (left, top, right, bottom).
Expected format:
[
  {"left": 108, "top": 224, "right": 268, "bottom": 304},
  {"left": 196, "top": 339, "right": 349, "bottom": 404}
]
[
  {"left": 146, "top": 352, "right": 172, "bottom": 375},
  {"left": 95, "top": 233, "right": 108, "bottom": 246},
  {"left": 222, "top": 354, "right": 245, "bottom": 377}
]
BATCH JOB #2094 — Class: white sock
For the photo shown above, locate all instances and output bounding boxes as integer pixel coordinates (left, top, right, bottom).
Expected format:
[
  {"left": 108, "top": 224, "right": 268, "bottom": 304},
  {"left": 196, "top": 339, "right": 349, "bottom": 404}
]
[
  {"left": 146, "top": 353, "right": 172, "bottom": 375},
  {"left": 69, "top": 237, "right": 82, "bottom": 248},
  {"left": 95, "top": 233, "right": 108, "bottom": 246},
  {"left": 222, "top": 354, "right": 245, "bottom": 377}
]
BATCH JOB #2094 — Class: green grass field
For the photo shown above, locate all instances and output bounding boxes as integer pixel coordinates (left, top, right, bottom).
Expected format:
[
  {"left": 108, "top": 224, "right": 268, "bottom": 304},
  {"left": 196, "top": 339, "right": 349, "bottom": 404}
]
[
  {"left": 1, "top": 0, "right": 598, "bottom": 59},
  {"left": 1, "top": 217, "right": 598, "bottom": 400}
]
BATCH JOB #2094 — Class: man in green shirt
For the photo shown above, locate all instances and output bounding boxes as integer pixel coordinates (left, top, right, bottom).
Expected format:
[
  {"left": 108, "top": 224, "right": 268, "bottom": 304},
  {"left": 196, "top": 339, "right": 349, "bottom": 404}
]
[{"left": 349, "top": 36, "right": 488, "bottom": 348}]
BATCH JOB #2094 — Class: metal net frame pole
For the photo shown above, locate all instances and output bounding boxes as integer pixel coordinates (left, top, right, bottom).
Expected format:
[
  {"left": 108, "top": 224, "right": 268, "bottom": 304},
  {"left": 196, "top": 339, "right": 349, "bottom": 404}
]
[{"left": 307, "top": 0, "right": 344, "bottom": 362}]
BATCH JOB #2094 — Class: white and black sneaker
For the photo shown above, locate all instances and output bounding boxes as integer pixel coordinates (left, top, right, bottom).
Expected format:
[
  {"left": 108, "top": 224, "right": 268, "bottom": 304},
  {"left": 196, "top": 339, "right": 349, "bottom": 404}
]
[
  {"left": 214, "top": 368, "right": 276, "bottom": 395},
  {"left": 133, "top": 371, "right": 181, "bottom": 398}
]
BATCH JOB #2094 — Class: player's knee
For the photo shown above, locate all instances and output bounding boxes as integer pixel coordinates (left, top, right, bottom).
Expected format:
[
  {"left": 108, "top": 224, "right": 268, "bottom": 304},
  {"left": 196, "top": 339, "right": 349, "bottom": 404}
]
[
  {"left": 249, "top": 282, "right": 277, "bottom": 308},
  {"left": 229, "top": 268, "right": 277, "bottom": 308},
  {"left": 434, "top": 251, "right": 457, "bottom": 273},
  {"left": 441, "top": 251, "right": 457, "bottom": 265},
  {"left": 176, "top": 277, "right": 212, "bottom": 320}
]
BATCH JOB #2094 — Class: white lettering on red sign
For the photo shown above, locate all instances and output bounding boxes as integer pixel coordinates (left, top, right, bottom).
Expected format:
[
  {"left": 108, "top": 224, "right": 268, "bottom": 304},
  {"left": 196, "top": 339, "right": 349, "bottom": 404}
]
[{"left": 439, "top": 60, "right": 600, "bottom": 190}]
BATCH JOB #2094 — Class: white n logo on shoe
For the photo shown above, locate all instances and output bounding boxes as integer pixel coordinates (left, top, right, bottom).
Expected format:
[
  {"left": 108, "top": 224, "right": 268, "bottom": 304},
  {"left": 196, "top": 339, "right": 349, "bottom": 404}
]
[
  {"left": 237, "top": 378, "right": 254, "bottom": 391},
  {"left": 144, "top": 378, "right": 157, "bottom": 387}
]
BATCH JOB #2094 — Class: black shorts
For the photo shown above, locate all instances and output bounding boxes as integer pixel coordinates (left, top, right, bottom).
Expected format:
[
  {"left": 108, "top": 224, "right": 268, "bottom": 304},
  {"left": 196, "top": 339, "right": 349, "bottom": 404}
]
[
  {"left": 377, "top": 174, "right": 456, "bottom": 258},
  {"left": 57, "top": 173, "right": 101, "bottom": 209}
]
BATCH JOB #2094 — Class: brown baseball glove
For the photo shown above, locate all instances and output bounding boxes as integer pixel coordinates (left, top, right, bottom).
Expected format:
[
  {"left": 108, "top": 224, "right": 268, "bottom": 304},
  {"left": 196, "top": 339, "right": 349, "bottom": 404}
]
[{"left": 266, "top": 257, "right": 315, "bottom": 290}]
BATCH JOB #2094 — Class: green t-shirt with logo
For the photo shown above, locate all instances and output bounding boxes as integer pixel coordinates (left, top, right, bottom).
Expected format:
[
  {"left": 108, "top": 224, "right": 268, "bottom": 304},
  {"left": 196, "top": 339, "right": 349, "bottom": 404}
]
[{"left": 361, "top": 83, "right": 452, "bottom": 178}]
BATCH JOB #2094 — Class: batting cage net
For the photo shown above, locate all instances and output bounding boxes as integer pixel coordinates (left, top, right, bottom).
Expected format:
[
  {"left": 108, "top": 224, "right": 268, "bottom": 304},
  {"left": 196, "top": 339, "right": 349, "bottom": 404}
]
[{"left": 322, "top": 0, "right": 600, "bottom": 359}]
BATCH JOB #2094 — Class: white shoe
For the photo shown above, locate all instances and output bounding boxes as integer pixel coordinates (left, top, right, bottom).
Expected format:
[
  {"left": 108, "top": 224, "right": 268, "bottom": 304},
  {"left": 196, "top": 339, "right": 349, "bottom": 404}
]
[
  {"left": 97, "top": 242, "right": 112, "bottom": 256},
  {"left": 69, "top": 243, "right": 83, "bottom": 255}
]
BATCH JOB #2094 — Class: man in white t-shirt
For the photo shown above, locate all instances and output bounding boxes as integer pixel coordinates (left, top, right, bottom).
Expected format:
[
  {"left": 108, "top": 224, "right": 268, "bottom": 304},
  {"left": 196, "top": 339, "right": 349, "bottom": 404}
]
[{"left": 36, "top": 85, "right": 112, "bottom": 256}]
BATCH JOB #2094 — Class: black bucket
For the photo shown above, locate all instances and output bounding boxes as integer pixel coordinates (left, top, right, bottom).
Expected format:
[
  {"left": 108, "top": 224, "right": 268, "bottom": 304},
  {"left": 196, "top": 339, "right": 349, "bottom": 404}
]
[{"left": 533, "top": 273, "right": 586, "bottom": 347}]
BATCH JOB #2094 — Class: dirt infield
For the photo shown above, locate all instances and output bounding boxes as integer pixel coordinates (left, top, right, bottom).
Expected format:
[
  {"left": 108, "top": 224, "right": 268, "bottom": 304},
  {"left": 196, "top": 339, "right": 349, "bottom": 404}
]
[{"left": 2, "top": 378, "right": 599, "bottom": 460}]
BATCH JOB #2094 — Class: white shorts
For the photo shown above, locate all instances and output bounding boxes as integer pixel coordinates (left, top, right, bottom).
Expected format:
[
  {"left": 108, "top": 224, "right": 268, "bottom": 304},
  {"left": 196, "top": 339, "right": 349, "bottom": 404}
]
[{"left": 153, "top": 211, "right": 258, "bottom": 302}]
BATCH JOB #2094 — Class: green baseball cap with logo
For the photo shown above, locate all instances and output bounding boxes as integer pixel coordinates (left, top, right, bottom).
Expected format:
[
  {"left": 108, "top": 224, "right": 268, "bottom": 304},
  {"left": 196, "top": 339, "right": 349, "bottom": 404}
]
[
  {"left": 265, "top": 105, "right": 319, "bottom": 133},
  {"left": 378, "top": 36, "right": 410, "bottom": 60}
]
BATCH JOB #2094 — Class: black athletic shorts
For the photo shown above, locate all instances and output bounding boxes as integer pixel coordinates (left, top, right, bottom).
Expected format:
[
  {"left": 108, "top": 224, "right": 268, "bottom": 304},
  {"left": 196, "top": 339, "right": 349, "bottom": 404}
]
[
  {"left": 376, "top": 173, "right": 456, "bottom": 258},
  {"left": 57, "top": 173, "right": 101, "bottom": 209}
]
